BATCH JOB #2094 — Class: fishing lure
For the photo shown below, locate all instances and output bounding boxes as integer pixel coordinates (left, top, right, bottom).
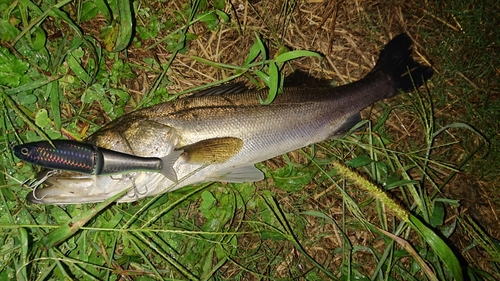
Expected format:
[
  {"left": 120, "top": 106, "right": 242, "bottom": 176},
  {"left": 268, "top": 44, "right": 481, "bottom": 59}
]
[{"left": 13, "top": 140, "right": 182, "bottom": 181}]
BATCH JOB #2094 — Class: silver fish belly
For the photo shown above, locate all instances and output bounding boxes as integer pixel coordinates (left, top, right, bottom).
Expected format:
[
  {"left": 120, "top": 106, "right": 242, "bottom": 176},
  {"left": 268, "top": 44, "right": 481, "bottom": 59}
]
[{"left": 26, "top": 33, "right": 433, "bottom": 204}]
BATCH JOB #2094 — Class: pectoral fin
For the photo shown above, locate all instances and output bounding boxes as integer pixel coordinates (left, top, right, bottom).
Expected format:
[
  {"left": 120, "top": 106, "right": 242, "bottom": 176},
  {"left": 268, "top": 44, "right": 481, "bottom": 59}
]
[
  {"left": 160, "top": 150, "right": 184, "bottom": 182},
  {"left": 181, "top": 137, "right": 244, "bottom": 164},
  {"left": 206, "top": 165, "right": 264, "bottom": 183}
]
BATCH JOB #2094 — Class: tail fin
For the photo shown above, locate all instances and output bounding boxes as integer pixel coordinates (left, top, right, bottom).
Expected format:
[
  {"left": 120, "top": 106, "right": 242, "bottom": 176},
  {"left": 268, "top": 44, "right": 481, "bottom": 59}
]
[{"left": 371, "top": 33, "right": 433, "bottom": 95}]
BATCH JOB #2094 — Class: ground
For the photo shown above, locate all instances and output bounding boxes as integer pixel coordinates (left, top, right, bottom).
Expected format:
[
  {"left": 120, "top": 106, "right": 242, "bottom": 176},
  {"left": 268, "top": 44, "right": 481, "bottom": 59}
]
[{"left": 1, "top": 0, "right": 499, "bottom": 280}]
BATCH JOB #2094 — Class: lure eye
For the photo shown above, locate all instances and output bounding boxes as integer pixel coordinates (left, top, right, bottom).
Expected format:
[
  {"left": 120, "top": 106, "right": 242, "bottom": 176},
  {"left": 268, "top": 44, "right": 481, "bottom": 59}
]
[{"left": 21, "top": 147, "right": 29, "bottom": 156}]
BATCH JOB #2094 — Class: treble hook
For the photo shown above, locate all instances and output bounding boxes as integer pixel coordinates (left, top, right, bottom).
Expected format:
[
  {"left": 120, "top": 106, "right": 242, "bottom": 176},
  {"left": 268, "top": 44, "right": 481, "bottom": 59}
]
[
  {"left": 22, "top": 170, "right": 58, "bottom": 189},
  {"left": 31, "top": 182, "right": 48, "bottom": 201},
  {"left": 125, "top": 174, "right": 148, "bottom": 200}
]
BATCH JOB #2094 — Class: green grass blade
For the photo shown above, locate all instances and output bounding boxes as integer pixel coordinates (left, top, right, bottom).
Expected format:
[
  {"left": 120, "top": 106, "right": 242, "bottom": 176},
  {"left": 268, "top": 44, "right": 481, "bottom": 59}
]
[
  {"left": 4, "top": 75, "right": 62, "bottom": 95},
  {"left": 275, "top": 50, "right": 321, "bottom": 63},
  {"left": 48, "top": 80, "right": 62, "bottom": 130},
  {"left": 242, "top": 35, "right": 264, "bottom": 67},
  {"left": 259, "top": 61, "right": 279, "bottom": 105},
  {"left": 191, "top": 55, "right": 247, "bottom": 70},
  {"left": 459, "top": 215, "right": 500, "bottom": 263},
  {"left": 262, "top": 194, "right": 336, "bottom": 279},
  {"left": 66, "top": 51, "right": 92, "bottom": 84},
  {"left": 112, "top": 0, "right": 133, "bottom": 52},
  {"left": 16, "top": 227, "right": 29, "bottom": 281},
  {"left": 432, "top": 122, "right": 488, "bottom": 145},
  {"left": 13, "top": 0, "right": 72, "bottom": 46},
  {"left": 93, "top": 0, "right": 111, "bottom": 22},
  {"left": 133, "top": 230, "right": 200, "bottom": 281},
  {"left": 373, "top": 224, "right": 439, "bottom": 281}
]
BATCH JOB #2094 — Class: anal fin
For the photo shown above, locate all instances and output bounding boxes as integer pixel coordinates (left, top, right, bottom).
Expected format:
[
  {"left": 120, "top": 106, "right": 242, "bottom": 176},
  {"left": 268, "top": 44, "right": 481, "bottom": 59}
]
[
  {"left": 206, "top": 165, "right": 264, "bottom": 183},
  {"left": 329, "top": 113, "right": 364, "bottom": 138}
]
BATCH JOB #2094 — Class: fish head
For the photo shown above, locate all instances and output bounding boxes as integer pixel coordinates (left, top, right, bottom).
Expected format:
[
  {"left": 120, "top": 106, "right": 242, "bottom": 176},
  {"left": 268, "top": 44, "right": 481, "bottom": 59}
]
[
  {"left": 28, "top": 118, "right": 180, "bottom": 204},
  {"left": 27, "top": 169, "right": 171, "bottom": 204},
  {"left": 88, "top": 118, "right": 179, "bottom": 154}
]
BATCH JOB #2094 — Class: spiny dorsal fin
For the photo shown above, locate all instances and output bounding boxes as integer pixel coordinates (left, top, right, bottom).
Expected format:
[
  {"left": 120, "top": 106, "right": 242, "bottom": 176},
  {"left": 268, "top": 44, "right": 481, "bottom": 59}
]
[
  {"left": 190, "top": 82, "right": 249, "bottom": 98},
  {"left": 181, "top": 137, "right": 244, "bottom": 164}
]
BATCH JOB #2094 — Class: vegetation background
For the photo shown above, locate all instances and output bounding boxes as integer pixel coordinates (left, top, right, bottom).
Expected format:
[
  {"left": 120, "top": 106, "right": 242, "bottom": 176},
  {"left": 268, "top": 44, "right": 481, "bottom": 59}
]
[{"left": 0, "top": 0, "right": 499, "bottom": 280}]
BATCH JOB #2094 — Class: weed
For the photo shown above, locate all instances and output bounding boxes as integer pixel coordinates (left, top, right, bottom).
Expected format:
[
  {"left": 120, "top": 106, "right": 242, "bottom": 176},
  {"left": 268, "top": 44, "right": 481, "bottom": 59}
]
[{"left": 1, "top": 0, "right": 499, "bottom": 280}]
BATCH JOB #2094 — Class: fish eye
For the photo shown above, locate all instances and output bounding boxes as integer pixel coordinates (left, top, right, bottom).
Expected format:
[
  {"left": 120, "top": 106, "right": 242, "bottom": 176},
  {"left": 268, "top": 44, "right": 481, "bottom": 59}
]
[{"left": 21, "top": 147, "right": 29, "bottom": 155}]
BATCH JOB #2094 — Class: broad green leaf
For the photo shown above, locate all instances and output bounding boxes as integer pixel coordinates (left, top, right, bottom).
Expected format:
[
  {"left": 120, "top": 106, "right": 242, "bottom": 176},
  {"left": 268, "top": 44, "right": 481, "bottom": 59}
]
[
  {"left": 101, "top": 97, "right": 113, "bottom": 113},
  {"left": 196, "top": 11, "right": 219, "bottom": 30},
  {"left": 80, "top": 1, "right": 99, "bottom": 22},
  {"left": 409, "top": 214, "right": 464, "bottom": 281},
  {"left": 272, "top": 164, "right": 318, "bottom": 192},
  {"left": 200, "top": 190, "right": 216, "bottom": 216},
  {"left": 32, "top": 27, "right": 46, "bottom": 51},
  {"left": 93, "top": 0, "right": 112, "bottom": 22},
  {"left": 254, "top": 69, "right": 270, "bottom": 85},
  {"left": 81, "top": 83, "right": 105, "bottom": 103},
  {"left": 34, "top": 109, "right": 50, "bottom": 127},
  {"left": 215, "top": 10, "right": 229, "bottom": 22},
  {"left": 14, "top": 92, "right": 37, "bottom": 106},
  {"left": 439, "top": 216, "right": 457, "bottom": 238},
  {"left": 0, "top": 47, "right": 29, "bottom": 87},
  {"left": 430, "top": 201, "right": 445, "bottom": 227},
  {"left": 346, "top": 154, "right": 373, "bottom": 168},
  {"left": 212, "top": 0, "right": 226, "bottom": 10},
  {"left": 0, "top": 18, "right": 19, "bottom": 41},
  {"left": 112, "top": 0, "right": 133, "bottom": 52},
  {"left": 255, "top": 34, "right": 267, "bottom": 62}
]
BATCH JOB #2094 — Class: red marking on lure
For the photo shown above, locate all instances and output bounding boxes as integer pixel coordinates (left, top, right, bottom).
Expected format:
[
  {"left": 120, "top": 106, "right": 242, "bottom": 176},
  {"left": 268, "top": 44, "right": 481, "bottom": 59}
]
[{"left": 13, "top": 140, "right": 182, "bottom": 181}]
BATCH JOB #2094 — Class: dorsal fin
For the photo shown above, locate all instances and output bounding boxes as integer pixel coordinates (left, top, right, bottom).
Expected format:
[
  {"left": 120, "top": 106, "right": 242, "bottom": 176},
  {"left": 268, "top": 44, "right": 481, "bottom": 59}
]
[{"left": 191, "top": 82, "right": 249, "bottom": 97}]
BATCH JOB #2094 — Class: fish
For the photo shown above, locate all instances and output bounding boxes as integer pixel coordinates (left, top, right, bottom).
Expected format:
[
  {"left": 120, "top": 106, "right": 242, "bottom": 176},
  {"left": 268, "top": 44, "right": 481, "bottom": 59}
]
[
  {"left": 24, "top": 33, "right": 433, "bottom": 204},
  {"left": 13, "top": 140, "right": 182, "bottom": 181}
]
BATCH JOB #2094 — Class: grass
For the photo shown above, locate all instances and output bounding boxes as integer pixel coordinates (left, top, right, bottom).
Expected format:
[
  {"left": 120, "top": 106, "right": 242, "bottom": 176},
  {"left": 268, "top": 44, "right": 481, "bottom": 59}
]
[{"left": 1, "top": 0, "right": 499, "bottom": 280}]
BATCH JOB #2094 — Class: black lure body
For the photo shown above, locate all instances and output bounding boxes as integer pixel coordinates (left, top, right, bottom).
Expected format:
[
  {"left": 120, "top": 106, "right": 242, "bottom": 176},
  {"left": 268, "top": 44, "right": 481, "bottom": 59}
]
[{"left": 13, "top": 140, "right": 181, "bottom": 181}]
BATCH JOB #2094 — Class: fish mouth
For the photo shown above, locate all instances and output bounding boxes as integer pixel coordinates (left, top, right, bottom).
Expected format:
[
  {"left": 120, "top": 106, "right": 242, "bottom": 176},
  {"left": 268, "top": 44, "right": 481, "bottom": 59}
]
[{"left": 26, "top": 170, "right": 159, "bottom": 204}]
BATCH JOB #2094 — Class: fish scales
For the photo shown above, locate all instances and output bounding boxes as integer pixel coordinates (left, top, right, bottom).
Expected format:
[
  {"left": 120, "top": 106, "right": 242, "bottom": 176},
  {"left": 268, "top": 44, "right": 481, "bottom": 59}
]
[{"left": 128, "top": 78, "right": 389, "bottom": 145}]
